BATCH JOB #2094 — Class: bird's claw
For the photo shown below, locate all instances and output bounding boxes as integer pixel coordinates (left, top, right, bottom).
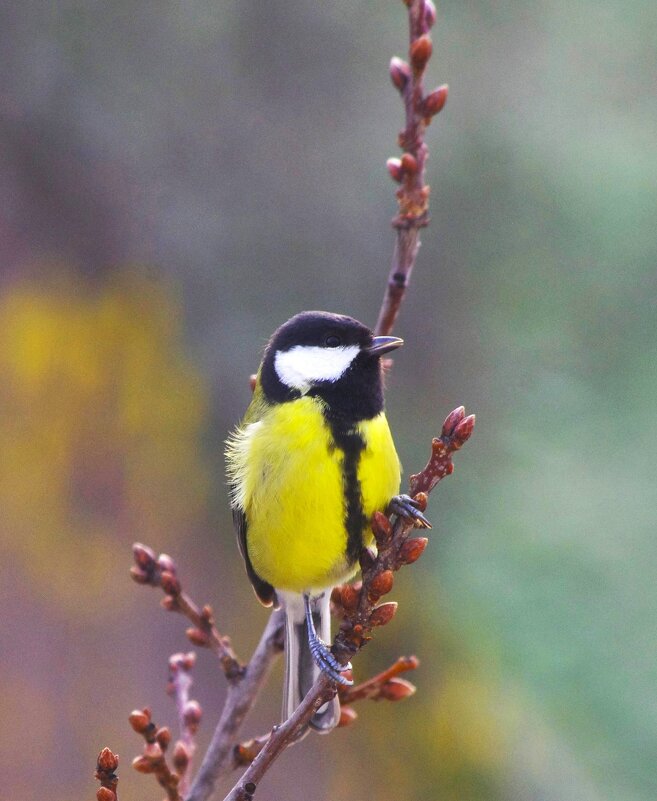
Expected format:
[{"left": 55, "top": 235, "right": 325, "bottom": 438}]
[
  {"left": 309, "top": 638, "right": 353, "bottom": 686},
  {"left": 389, "top": 494, "right": 432, "bottom": 529}
]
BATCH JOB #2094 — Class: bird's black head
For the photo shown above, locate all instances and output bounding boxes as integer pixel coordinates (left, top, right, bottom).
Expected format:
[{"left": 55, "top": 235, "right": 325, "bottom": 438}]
[{"left": 260, "top": 311, "right": 403, "bottom": 423}]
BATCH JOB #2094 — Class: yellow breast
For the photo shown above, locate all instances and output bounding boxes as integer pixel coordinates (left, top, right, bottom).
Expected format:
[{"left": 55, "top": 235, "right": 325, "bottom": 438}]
[{"left": 226, "top": 396, "right": 400, "bottom": 592}]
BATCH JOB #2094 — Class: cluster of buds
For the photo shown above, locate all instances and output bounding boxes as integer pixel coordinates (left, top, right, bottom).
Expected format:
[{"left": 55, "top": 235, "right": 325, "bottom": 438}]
[
  {"left": 386, "top": 0, "right": 448, "bottom": 224},
  {"left": 95, "top": 748, "right": 119, "bottom": 801},
  {"left": 410, "top": 406, "right": 476, "bottom": 496},
  {"left": 129, "top": 708, "right": 181, "bottom": 800},
  {"left": 331, "top": 406, "right": 474, "bottom": 717},
  {"left": 335, "top": 655, "right": 420, "bottom": 728},
  {"left": 131, "top": 542, "right": 244, "bottom": 678},
  {"left": 131, "top": 544, "right": 180, "bottom": 597}
]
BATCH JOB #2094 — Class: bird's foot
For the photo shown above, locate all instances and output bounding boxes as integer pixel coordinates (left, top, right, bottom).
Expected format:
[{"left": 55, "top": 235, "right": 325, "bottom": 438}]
[
  {"left": 388, "top": 494, "right": 432, "bottom": 529},
  {"left": 304, "top": 595, "right": 353, "bottom": 686}
]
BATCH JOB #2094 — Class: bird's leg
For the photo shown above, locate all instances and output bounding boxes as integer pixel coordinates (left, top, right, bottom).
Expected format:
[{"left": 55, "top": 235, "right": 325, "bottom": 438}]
[
  {"left": 388, "top": 494, "right": 432, "bottom": 528},
  {"left": 304, "top": 593, "right": 353, "bottom": 686}
]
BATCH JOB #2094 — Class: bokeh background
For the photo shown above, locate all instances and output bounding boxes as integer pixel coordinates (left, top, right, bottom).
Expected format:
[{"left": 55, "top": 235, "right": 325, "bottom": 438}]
[{"left": 1, "top": 2, "right": 656, "bottom": 799}]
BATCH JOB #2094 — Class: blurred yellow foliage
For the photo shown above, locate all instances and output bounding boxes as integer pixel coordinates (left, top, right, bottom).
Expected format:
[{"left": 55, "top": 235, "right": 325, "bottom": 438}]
[{"left": 0, "top": 269, "right": 211, "bottom": 615}]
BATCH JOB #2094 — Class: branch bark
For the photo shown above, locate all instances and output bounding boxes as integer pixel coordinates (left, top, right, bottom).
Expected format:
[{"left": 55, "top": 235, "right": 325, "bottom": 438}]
[{"left": 185, "top": 610, "right": 285, "bottom": 801}]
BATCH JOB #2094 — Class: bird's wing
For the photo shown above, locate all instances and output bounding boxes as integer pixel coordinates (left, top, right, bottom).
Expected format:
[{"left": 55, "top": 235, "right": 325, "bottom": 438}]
[{"left": 232, "top": 506, "right": 278, "bottom": 608}]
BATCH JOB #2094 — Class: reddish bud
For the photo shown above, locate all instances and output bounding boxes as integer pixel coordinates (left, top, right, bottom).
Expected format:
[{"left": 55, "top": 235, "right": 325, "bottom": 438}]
[
  {"left": 424, "top": 0, "right": 437, "bottom": 29},
  {"left": 157, "top": 553, "right": 176, "bottom": 573},
  {"left": 371, "top": 510, "right": 393, "bottom": 545},
  {"left": 156, "top": 727, "right": 172, "bottom": 750},
  {"left": 143, "top": 741, "right": 163, "bottom": 761},
  {"left": 130, "top": 566, "right": 149, "bottom": 584},
  {"left": 201, "top": 604, "right": 214, "bottom": 622},
  {"left": 338, "top": 706, "right": 358, "bottom": 727},
  {"left": 451, "top": 414, "right": 476, "bottom": 449},
  {"left": 340, "top": 584, "right": 360, "bottom": 611},
  {"left": 131, "top": 755, "right": 154, "bottom": 774},
  {"left": 442, "top": 406, "right": 465, "bottom": 437},
  {"left": 161, "top": 595, "right": 177, "bottom": 611},
  {"left": 386, "top": 157, "right": 403, "bottom": 183},
  {"left": 172, "top": 741, "right": 190, "bottom": 773},
  {"left": 400, "top": 153, "right": 418, "bottom": 175},
  {"left": 128, "top": 709, "right": 151, "bottom": 734},
  {"left": 330, "top": 586, "right": 343, "bottom": 606},
  {"left": 97, "top": 788, "right": 116, "bottom": 801},
  {"left": 133, "top": 543, "right": 156, "bottom": 570},
  {"left": 410, "top": 34, "right": 432, "bottom": 73},
  {"left": 389, "top": 56, "right": 411, "bottom": 92},
  {"left": 423, "top": 84, "right": 448, "bottom": 118},
  {"left": 183, "top": 700, "right": 202, "bottom": 732},
  {"left": 249, "top": 374, "right": 257, "bottom": 392},
  {"left": 400, "top": 537, "right": 428, "bottom": 565},
  {"left": 380, "top": 677, "right": 417, "bottom": 701},
  {"left": 160, "top": 570, "right": 181, "bottom": 596},
  {"left": 370, "top": 601, "right": 398, "bottom": 627},
  {"left": 186, "top": 627, "right": 210, "bottom": 647},
  {"left": 369, "top": 569, "right": 394, "bottom": 599},
  {"left": 97, "top": 748, "right": 119, "bottom": 772}
]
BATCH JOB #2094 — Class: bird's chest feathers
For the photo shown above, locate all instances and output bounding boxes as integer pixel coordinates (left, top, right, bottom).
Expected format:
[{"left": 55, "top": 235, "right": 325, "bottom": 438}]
[{"left": 228, "top": 396, "right": 400, "bottom": 590}]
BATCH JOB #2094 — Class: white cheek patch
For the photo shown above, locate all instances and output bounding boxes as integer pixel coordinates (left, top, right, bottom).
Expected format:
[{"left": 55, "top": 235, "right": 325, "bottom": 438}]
[{"left": 274, "top": 345, "right": 360, "bottom": 392}]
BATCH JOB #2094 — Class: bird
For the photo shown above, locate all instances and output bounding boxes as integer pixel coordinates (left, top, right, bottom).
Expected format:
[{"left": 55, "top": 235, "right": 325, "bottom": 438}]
[{"left": 225, "top": 311, "right": 429, "bottom": 733}]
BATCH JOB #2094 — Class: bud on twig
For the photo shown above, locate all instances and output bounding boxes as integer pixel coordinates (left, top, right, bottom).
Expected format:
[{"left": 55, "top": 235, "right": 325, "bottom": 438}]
[
  {"left": 370, "top": 601, "right": 398, "bottom": 627},
  {"left": 386, "top": 157, "right": 403, "bottom": 183},
  {"left": 424, "top": 0, "right": 437, "bottom": 30},
  {"left": 399, "top": 537, "right": 428, "bottom": 565},
  {"left": 400, "top": 152, "right": 418, "bottom": 176},
  {"left": 369, "top": 569, "right": 394, "bottom": 600},
  {"left": 422, "top": 84, "right": 448, "bottom": 118},
  {"left": 132, "top": 755, "right": 154, "bottom": 774},
  {"left": 338, "top": 706, "right": 358, "bottom": 727},
  {"left": 410, "top": 34, "right": 432, "bottom": 73},
  {"left": 183, "top": 700, "right": 202, "bottom": 733},
  {"left": 173, "top": 740, "right": 190, "bottom": 773},
  {"left": 96, "top": 788, "right": 116, "bottom": 801},
  {"left": 389, "top": 56, "right": 411, "bottom": 92},
  {"left": 380, "top": 677, "right": 416, "bottom": 701},
  {"left": 129, "top": 709, "right": 152, "bottom": 734}
]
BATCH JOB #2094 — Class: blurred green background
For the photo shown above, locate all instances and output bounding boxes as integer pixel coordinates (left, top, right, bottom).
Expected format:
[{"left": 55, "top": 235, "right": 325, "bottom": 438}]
[{"left": 1, "top": 2, "right": 655, "bottom": 800}]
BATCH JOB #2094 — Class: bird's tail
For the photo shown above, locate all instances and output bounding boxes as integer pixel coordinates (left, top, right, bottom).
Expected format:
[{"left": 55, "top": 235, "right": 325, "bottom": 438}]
[{"left": 282, "top": 591, "right": 341, "bottom": 734}]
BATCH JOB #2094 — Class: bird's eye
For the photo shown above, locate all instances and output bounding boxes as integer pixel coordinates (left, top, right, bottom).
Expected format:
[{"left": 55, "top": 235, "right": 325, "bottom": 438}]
[{"left": 325, "top": 335, "right": 341, "bottom": 348}]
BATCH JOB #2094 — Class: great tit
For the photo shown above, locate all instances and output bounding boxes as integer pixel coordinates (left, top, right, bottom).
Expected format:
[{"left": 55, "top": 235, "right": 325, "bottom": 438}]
[{"left": 226, "top": 311, "right": 428, "bottom": 732}]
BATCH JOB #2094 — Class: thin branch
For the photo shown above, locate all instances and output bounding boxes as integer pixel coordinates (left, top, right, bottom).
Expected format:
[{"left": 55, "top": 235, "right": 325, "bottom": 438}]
[
  {"left": 185, "top": 609, "right": 285, "bottom": 801},
  {"left": 223, "top": 674, "right": 337, "bottom": 801},
  {"left": 168, "top": 652, "right": 201, "bottom": 797},
  {"left": 131, "top": 545, "right": 244, "bottom": 680},
  {"left": 376, "top": 0, "right": 447, "bottom": 336}
]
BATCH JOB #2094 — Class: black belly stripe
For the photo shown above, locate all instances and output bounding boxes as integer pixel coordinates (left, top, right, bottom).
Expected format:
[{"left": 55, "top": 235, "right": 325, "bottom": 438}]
[{"left": 327, "top": 420, "right": 367, "bottom": 566}]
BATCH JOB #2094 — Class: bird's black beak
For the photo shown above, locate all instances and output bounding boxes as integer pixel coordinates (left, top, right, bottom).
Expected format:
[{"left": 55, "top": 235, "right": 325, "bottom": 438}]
[{"left": 365, "top": 335, "right": 404, "bottom": 357}]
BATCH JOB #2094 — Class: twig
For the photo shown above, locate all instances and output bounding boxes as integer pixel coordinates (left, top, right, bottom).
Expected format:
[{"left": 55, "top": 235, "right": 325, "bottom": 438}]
[
  {"left": 95, "top": 748, "right": 119, "bottom": 801},
  {"left": 376, "top": 0, "right": 447, "bottom": 336},
  {"left": 129, "top": 709, "right": 181, "bottom": 801},
  {"left": 185, "top": 609, "right": 285, "bottom": 801},
  {"left": 223, "top": 673, "right": 337, "bottom": 801},
  {"left": 131, "top": 545, "right": 245, "bottom": 680},
  {"left": 338, "top": 654, "right": 419, "bottom": 705},
  {"left": 168, "top": 652, "right": 202, "bottom": 797}
]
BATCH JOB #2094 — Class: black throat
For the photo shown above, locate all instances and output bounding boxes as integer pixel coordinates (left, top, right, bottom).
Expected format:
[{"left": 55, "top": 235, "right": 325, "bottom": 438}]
[{"left": 313, "top": 355, "right": 385, "bottom": 566}]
